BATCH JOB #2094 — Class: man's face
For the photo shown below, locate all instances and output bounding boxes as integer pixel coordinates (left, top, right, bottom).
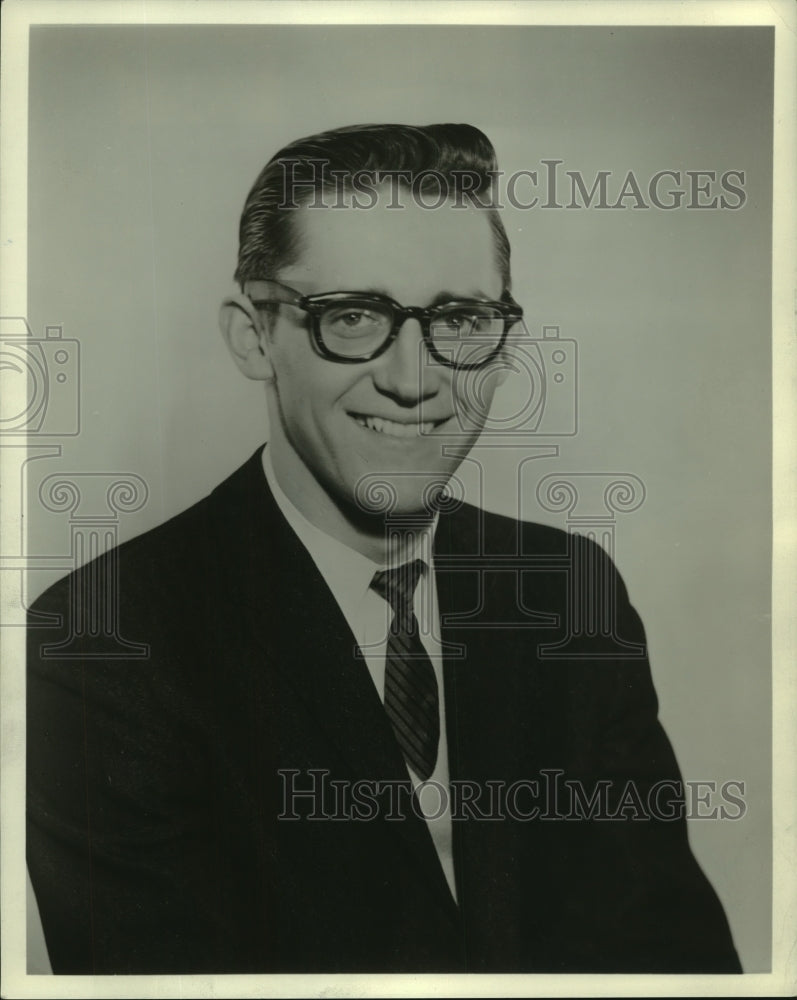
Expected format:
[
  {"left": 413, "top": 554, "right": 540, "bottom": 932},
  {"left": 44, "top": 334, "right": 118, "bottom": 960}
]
[{"left": 259, "top": 189, "right": 506, "bottom": 522}]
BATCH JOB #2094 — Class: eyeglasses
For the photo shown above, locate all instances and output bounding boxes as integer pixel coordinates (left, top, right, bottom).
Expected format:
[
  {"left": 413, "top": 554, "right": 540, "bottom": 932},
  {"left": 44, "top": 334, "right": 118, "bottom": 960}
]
[{"left": 246, "top": 279, "right": 524, "bottom": 369}]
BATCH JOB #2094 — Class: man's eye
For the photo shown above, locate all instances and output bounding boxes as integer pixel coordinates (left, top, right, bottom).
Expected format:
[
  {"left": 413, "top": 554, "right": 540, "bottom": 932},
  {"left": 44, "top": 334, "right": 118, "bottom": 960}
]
[
  {"left": 326, "top": 308, "right": 377, "bottom": 327},
  {"left": 338, "top": 311, "right": 370, "bottom": 327},
  {"left": 445, "top": 311, "right": 490, "bottom": 333},
  {"left": 322, "top": 306, "right": 386, "bottom": 340}
]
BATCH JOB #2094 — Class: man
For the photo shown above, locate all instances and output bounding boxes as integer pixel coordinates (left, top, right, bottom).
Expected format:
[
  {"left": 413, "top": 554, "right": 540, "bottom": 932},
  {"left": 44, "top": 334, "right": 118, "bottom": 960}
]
[{"left": 27, "top": 123, "right": 741, "bottom": 974}]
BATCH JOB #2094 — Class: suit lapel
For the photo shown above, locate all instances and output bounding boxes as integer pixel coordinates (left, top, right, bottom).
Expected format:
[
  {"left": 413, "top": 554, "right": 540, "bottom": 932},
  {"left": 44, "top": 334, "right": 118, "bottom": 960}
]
[
  {"left": 208, "top": 448, "right": 459, "bottom": 920},
  {"left": 435, "top": 505, "right": 573, "bottom": 965}
]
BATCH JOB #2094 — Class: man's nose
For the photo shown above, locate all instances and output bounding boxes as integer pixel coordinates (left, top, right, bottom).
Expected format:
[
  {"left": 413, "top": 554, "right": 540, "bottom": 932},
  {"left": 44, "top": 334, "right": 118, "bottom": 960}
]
[{"left": 372, "top": 319, "right": 440, "bottom": 403}]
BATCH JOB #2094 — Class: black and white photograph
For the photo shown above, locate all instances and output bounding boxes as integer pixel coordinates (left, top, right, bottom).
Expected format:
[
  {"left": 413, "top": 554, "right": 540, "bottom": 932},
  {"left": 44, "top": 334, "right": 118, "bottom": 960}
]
[{"left": 1, "top": 1, "right": 794, "bottom": 996}]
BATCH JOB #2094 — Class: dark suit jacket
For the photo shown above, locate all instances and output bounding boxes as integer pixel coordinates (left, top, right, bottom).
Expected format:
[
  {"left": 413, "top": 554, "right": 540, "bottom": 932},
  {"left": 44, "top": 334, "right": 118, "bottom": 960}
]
[{"left": 27, "top": 446, "right": 741, "bottom": 974}]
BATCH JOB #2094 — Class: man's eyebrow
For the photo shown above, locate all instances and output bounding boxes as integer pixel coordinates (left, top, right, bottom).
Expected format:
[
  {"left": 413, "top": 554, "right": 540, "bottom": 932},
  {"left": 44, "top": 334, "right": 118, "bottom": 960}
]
[
  {"left": 428, "top": 289, "right": 494, "bottom": 306},
  {"left": 358, "top": 286, "right": 494, "bottom": 305}
]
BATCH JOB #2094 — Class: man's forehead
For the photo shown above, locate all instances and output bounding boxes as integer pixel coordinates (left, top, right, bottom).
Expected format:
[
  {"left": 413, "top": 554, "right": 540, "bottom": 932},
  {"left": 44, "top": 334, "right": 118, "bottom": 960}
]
[{"left": 278, "top": 195, "right": 502, "bottom": 301}]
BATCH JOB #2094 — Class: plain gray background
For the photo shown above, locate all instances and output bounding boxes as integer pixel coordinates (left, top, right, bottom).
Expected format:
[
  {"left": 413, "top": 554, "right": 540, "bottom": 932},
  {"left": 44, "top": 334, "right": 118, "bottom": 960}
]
[{"left": 26, "top": 25, "right": 772, "bottom": 971}]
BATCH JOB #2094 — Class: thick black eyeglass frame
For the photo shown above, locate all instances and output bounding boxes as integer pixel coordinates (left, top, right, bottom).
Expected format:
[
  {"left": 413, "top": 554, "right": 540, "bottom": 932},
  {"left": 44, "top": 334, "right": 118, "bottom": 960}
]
[{"left": 246, "top": 279, "right": 524, "bottom": 369}]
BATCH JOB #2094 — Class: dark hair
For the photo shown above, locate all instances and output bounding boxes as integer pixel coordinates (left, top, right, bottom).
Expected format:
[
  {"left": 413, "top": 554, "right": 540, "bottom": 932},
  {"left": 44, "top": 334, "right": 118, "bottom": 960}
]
[{"left": 234, "top": 122, "right": 511, "bottom": 291}]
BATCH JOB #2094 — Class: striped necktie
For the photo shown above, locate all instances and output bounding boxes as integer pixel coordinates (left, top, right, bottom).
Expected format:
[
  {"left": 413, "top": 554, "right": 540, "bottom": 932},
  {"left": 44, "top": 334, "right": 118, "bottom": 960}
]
[{"left": 371, "top": 559, "right": 439, "bottom": 781}]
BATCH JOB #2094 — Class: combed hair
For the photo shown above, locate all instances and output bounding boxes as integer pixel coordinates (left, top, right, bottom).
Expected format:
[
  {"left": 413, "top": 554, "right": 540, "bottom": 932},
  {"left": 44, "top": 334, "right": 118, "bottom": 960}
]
[{"left": 234, "top": 122, "right": 511, "bottom": 291}]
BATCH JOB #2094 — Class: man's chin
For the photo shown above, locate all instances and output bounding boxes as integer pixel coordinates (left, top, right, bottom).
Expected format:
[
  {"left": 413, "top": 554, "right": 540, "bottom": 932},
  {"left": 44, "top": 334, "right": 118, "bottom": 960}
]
[{"left": 345, "top": 472, "right": 456, "bottom": 521}]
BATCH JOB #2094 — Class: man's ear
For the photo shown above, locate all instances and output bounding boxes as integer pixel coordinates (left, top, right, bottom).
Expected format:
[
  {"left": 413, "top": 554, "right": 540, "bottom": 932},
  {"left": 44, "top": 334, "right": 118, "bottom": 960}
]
[{"left": 218, "top": 294, "right": 275, "bottom": 381}]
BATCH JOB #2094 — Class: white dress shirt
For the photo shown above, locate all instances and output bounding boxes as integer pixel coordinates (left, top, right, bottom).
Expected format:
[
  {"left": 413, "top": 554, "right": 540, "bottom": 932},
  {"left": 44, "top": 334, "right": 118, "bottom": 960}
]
[{"left": 261, "top": 447, "right": 457, "bottom": 901}]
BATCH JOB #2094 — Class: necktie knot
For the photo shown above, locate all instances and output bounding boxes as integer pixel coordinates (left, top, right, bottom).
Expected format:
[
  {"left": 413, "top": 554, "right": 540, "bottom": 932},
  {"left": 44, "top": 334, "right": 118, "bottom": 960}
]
[{"left": 371, "top": 559, "right": 425, "bottom": 631}]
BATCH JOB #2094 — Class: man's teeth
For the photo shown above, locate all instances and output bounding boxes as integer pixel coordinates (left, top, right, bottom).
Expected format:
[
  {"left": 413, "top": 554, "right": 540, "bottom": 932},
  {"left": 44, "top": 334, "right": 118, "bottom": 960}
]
[{"left": 354, "top": 414, "right": 436, "bottom": 437}]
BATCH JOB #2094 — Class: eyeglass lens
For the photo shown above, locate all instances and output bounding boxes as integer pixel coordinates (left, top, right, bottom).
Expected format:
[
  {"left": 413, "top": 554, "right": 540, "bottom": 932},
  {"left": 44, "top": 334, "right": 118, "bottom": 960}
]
[{"left": 319, "top": 299, "right": 506, "bottom": 366}]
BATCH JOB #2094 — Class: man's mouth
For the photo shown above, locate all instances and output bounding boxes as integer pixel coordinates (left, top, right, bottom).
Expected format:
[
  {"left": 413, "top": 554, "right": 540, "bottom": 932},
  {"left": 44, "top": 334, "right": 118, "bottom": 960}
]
[{"left": 349, "top": 412, "right": 448, "bottom": 438}]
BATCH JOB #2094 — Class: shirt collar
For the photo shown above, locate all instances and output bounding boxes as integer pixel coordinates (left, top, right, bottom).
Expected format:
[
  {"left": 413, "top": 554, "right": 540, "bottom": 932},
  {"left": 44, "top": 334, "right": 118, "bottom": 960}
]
[{"left": 261, "top": 445, "right": 437, "bottom": 617}]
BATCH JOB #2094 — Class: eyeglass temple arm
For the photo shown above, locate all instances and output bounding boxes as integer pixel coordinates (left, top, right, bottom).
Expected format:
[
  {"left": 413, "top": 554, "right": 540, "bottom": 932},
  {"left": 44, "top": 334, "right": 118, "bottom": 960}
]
[{"left": 245, "top": 278, "right": 305, "bottom": 306}]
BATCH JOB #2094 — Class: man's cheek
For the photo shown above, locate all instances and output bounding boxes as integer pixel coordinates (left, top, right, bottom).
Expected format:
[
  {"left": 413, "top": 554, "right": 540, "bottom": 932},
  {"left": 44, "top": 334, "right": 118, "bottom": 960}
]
[{"left": 452, "top": 371, "right": 502, "bottom": 431}]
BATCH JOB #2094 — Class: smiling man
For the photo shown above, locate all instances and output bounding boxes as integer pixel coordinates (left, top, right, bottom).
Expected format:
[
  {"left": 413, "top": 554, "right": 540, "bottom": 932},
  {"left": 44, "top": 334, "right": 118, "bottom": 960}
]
[
  {"left": 221, "top": 146, "right": 513, "bottom": 552},
  {"left": 27, "top": 123, "right": 741, "bottom": 974}
]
